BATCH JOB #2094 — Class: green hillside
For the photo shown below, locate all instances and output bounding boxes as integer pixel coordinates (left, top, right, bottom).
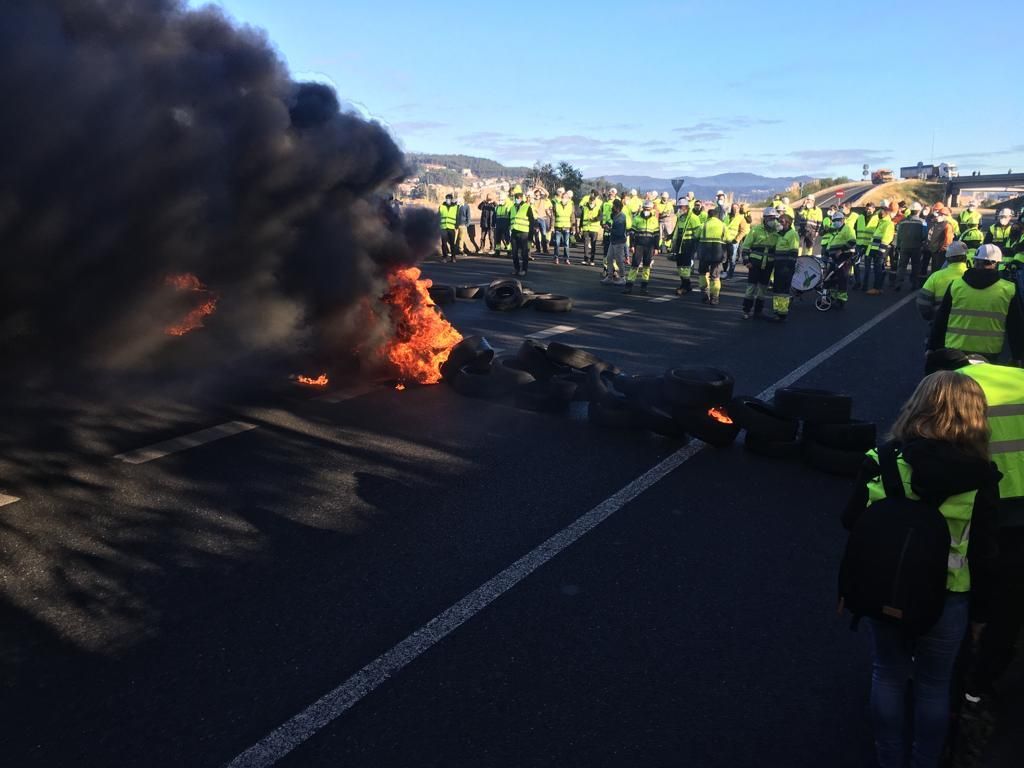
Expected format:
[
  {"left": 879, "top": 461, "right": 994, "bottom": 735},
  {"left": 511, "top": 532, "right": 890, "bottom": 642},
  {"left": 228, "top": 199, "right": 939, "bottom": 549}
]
[{"left": 409, "top": 153, "right": 531, "bottom": 179}]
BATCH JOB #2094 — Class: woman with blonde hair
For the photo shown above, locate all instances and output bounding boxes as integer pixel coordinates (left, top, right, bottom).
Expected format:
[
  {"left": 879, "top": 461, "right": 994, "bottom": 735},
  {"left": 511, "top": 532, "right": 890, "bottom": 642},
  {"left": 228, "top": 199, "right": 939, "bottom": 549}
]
[{"left": 842, "top": 371, "right": 1001, "bottom": 768}]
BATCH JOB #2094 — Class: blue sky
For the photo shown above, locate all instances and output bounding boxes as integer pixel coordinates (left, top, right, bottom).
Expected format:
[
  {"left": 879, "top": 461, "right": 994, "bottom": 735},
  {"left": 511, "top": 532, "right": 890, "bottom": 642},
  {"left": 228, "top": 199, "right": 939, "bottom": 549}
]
[{"left": 193, "top": 0, "right": 1023, "bottom": 180}]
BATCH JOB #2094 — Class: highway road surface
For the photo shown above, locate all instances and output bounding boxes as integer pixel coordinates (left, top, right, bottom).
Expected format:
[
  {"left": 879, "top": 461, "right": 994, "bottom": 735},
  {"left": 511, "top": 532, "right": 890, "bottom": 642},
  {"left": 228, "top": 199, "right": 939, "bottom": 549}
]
[
  {"left": 1, "top": 245, "right": 1020, "bottom": 768},
  {"left": 813, "top": 183, "right": 873, "bottom": 209}
]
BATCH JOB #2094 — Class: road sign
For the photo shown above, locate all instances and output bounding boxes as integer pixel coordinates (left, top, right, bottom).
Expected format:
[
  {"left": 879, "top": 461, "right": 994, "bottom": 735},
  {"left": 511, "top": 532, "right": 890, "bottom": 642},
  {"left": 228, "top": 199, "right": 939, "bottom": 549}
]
[
  {"left": 671, "top": 177, "right": 685, "bottom": 194},
  {"left": 835, "top": 190, "right": 844, "bottom": 199}
]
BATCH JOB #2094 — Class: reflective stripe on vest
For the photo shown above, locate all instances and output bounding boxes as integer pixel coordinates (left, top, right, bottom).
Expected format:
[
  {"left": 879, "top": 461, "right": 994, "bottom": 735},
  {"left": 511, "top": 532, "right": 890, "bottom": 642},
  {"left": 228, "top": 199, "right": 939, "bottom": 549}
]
[
  {"left": 633, "top": 212, "right": 660, "bottom": 235},
  {"left": 439, "top": 203, "right": 458, "bottom": 230},
  {"left": 865, "top": 448, "right": 975, "bottom": 591},
  {"left": 856, "top": 213, "right": 878, "bottom": 246},
  {"left": 989, "top": 224, "right": 1013, "bottom": 247},
  {"left": 582, "top": 203, "right": 603, "bottom": 232},
  {"left": 511, "top": 202, "right": 532, "bottom": 233},
  {"left": 553, "top": 200, "right": 573, "bottom": 228},
  {"left": 945, "top": 278, "right": 1016, "bottom": 354},
  {"left": 962, "top": 364, "right": 1024, "bottom": 503},
  {"left": 699, "top": 218, "right": 727, "bottom": 244}
]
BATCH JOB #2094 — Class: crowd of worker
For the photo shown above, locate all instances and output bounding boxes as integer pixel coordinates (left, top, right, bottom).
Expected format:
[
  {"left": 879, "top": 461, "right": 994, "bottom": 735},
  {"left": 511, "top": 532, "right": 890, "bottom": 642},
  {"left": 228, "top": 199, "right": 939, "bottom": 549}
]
[{"left": 436, "top": 187, "right": 1024, "bottom": 324}]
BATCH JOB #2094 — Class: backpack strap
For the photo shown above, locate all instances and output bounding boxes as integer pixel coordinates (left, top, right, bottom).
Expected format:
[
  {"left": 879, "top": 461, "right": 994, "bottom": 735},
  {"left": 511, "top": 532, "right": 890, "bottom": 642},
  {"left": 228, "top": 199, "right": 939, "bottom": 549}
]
[{"left": 878, "top": 443, "right": 906, "bottom": 500}]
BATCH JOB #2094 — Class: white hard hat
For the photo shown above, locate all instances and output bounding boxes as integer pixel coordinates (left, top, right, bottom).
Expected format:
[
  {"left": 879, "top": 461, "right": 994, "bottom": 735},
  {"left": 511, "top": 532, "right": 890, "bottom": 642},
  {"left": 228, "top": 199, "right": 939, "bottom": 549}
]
[
  {"left": 763, "top": 206, "right": 779, "bottom": 218},
  {"left": 566, "top": 190, "right": 574, "bottom": 198},
  {"left": 716, "top": 190, "right": 725, "bottom": 197},
  {"left": 782, "top": 196, "right": 790, "bottom": 204},
  {"left": 775, "top": 204, "right": 787, "bottom": 215},
  {"left": 910, "top": 201, "right": 923, "bottom": 212},
  {"left": 609, "top": 187, "right": 618, "bottom": 196},
  {"left": 677, "top": 197, "right": 688, "bottom": 205},
  {"left": 629, "top": 188, "right": 637, "bottom": 195},
  {"left": 997, "top": 208, "right": 1012, "bottom": 219},
  {"left": 806, "top": 194, "right": 816, "bottom": 202},
  {"left": 661, "top": 191, "right": 669, "bottom": 199},
  {"left": 974, "top": 244, "right": 1002, "bottom": 263},
  {"left": 945, "top": 241, "right": 968, "bottom": 259}
]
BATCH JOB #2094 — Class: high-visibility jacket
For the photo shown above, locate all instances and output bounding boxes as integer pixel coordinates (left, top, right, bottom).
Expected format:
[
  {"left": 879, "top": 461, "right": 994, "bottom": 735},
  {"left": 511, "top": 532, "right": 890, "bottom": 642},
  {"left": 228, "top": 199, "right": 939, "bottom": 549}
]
[
  {"left": 796, "top": 206, "right": 823, "bottom": 227},
  {"left": 724, "top": 213, "right": 749, "bottom": 243},
  {"left": 741, "top": 225, "right": 778, "bottom": 264},
  {"left": 553, "top": 200, "right": 573, "bottom": 229},
  {"left": 826, "top": 223, "right": 857, "bottom": 254},
  {"left": 774, "top": 227, "right": 800, "bottom": 257},
  {"left": 697, "top": 209, "right": 709, "bottom": 223},
  {"left": 988, "top": 223, "right": 1014, "bottom": 249},
  {"left": 917, "top": 261, "right": 968, "bottom": 319},
  {"left": 844, "top": 211, "right": 861, "bottom": 231},
  {"left": 625, "top": 195, "right": 642, "bottom": 215},
  {"left": 958, "top": 210, "right": 981, "bottom": 232},
  {"left": 959, "top": 226, "right": 985, "bottom": 263},
  {"left": 949, "top": 217, "right": 962, "bottom": 237},
  {"left": 581, "top": 202, "right": 603, "bottom": 233},
  {"left": 510, "top": 202, "right": 533, "bottom": 233},
  {"left": 855, "top": 212, "right": 879, "bottom": 247},
  {"left": 698, "top": 217, "right": 728, "bottom": 245},
  {"left": 671, "top": 211, "right": 703, "bottom": 251},
  {"left": 866, "top": 216, "right": 895, "bottom": 254},
  {"left": 961, "top": 364, "right": 1024, "bottom": 523},
  {"left": 632, "top": 210, "right": 661, "bottom": 246},
  {"left": 865, "top": 448, "right": 976, "bottom": 592},
  {"left": 495, "top": 201, "right": 513, "bottom": 221},
  {"left": 439, "top": 203, "right": 458, "bottom": 230},
  {"left": 656, "top": 200, "right": 673, "bottom": 218},
  {"left": 944, "top": 277, "right": 1018, "bottom": 355}
]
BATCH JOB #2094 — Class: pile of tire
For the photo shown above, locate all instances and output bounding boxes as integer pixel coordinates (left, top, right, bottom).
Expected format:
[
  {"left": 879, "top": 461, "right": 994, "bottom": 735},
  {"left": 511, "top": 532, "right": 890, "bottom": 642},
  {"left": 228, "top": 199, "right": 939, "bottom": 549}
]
[
  {"left": 773, "top": 387, "right": 875, "bottom": 477},
  {"left": 483, "top": 279, "right": 573, "bottom": 313}
]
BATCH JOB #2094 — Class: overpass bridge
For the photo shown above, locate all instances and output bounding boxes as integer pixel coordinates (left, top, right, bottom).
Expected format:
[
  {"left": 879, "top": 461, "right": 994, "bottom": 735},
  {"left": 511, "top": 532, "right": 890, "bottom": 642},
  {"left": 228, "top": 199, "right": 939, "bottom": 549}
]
[{"left": 946, "top": 172, "right": 1024, "bottom": 206}]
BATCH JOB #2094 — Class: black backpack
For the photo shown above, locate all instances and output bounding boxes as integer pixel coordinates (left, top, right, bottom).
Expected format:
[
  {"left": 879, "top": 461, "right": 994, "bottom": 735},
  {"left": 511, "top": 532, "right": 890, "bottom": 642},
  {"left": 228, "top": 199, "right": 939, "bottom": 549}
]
[{"left": 838, "top": 443, "right": 952, "bottom": 643}]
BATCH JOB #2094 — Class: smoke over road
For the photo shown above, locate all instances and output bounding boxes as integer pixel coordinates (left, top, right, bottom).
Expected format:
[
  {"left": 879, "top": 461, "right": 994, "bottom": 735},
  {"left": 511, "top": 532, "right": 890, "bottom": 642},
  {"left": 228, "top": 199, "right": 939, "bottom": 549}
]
[{"left": 0, "top": 0, "right": 435, "bottom": 386}]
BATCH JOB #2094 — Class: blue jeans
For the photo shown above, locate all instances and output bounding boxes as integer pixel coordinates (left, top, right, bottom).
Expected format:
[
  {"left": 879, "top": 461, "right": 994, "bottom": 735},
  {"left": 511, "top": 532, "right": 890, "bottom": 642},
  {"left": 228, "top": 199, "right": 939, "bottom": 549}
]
[
  {"left": 725, "top": 242, "right": 739, "bottom": 275},
  {"left": 868, "top": 592, "right": 969, "bottom": 768},
  {"left": 552, "top": 228, "right": 571, "bottom": 259},
  {"left": 865, "top": 250, "right": 887, "bottom": 290}
]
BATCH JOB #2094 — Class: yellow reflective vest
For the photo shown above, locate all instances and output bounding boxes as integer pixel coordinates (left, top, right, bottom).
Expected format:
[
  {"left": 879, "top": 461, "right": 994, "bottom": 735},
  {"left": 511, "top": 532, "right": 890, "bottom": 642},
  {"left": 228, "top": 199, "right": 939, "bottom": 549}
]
[
  {"left": 917, "top": 262, "right": 968, "bottom": 320},
  {"left": 742, "top": 225, "right": 778, "bottom": 264},
  {"left": 439, "top": 203, "right": 458, "bottom": 230},
  {"left": 944, "top": 278, "right": 1017, "bottom": 355},
  {"left": 961, "top": 364, "right": 1024, "bottom": 516},
  {"left": 553, "top": 200, "right": 573, "bottom": 229},
  {"left": 510, "top": 201, "right": 533, "bottom": 233},
  {"left": 581, "top": 201, "right": 603, "bottom": 233}
]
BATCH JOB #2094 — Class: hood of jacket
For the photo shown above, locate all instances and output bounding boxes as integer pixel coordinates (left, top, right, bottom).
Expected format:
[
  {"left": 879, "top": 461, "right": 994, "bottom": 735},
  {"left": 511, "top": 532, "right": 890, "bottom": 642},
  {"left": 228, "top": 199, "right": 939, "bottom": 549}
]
[
  {"left": 962, "top": 267, "right": 1002, "bottom": 290},
  {"left": 900, "top": 438, "right": 1001, "bottom": 504}
]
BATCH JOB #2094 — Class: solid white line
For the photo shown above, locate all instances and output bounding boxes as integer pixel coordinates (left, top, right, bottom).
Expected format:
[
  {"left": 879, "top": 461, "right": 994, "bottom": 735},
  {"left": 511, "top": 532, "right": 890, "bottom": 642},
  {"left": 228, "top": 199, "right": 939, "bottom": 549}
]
[
  {"left": 0, "top": 493, "right": 19, "bottom": 508},
  {"left": 526, "top": 324, "right": 576, "bottom": 340},
  {"left": 224, "top": 293, "right": 918, "bottom": 768},
  {"left": 114, "top": 421, "right": 258, "bottom": 465},
  {"left": 594, "top": 308, "right": 634, "bottom": 320}
]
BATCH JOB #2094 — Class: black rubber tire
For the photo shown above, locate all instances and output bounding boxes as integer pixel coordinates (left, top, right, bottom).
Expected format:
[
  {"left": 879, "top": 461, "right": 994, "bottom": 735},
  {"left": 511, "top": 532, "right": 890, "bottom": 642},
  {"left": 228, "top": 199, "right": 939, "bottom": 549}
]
[
  {"left": 613, "top": 374, "right": 659, "bottom": 401},
  {"left": 440, "top": 335, "right": 495, "bottom": 381},
  {"left": 728, "top": 396, "right": 799, "bottom": 442},
  {"left": 455, "top": 285, "right": 481, "bottom": 299},
  {"left": 515, "top": 379, "right": 572, "bottom": 413},
  {"left": 449, "top": 365, "right": 502, "bottom": 398},
  {"left": 588, "top": 399, "right": 638, "bottom": 429},
  {"left": 663, "top": 366, "right": 735, "bottom": 408},
  {"left": 743, "top": 431, "right": 801, "bottom": 459},
  {"left": 533, "top": 295, "right": 573, "bottom": 312},
  {"left": 428, "top": 284, "right": 456, "bottom": 305},
  {"left": 587, "top": 364, "right": 628, "bottom": 407},
  {"left": 638, "top": 401, "right": 687, "bottom": 439},
  {"left": 485, "top": 279, "right": 525, "bottom": 311},
  {"left": 515, "top": 339, "right": 570, "bottom": 380},
  {"left": 490, "top": 356, "right": 536, "bottom": 389},
  {"left": 545, "top": 341, "right": 602, "bottom": 370},
  {"left": 673, "top": 405, "right": 740, "bottom": 448},
  {"left": 801, "top": 436, "right": 865, "bottom": 477},
  {"left": 804, "top": 419, "right": 877, "bottom": 452},
  {"left": 774, "top": 387, "right": 853, "bottom": 425}
]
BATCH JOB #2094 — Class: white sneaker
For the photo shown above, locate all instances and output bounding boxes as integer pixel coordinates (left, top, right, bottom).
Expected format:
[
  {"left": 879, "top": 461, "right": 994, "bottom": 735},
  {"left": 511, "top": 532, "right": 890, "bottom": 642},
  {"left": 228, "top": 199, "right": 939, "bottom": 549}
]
[
  {"left": 613, "top": 278, "right": 626, "bottom": 285},
  {"left": 600, "top": 276, "right": 612, "bottom": 284}
]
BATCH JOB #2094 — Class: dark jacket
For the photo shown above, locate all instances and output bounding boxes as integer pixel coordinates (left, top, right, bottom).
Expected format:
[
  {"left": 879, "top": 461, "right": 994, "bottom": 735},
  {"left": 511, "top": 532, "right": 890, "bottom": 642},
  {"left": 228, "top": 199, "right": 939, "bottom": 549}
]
[
  {"left": 928, "top": 267, "right": 1024, "bottom": 360},
  {"left": 843, "top": 438, "right": 1002, "bottom": 621},
  {"left": 896, "top": 216, "right": 926, "bottom": 250},
  {"left": 456, "top": 203, "right": 472, "bottom": 227},
  {"left": 609, "top": 212, "right": 628, "bottom": 244},
  {"left": 477, "top": 201, "right": 496, "bottom": 228}
]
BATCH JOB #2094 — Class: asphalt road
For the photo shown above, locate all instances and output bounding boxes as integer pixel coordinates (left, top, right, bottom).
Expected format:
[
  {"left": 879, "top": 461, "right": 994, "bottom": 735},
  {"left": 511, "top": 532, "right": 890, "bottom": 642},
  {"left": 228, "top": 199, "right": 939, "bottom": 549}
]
[
  {"left": 814, "top": 184, "right": 873, "bottom": 209},
  {"left": 1, "top": 244, "right": 1020, "bottom": 767}
]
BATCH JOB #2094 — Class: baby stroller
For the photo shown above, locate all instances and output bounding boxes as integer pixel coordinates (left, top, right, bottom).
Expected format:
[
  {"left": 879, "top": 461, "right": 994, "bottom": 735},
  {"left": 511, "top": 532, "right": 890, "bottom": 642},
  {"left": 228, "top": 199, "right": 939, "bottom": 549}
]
[{"left": 790, "top": 250, "right": 855, "bottom": 312}]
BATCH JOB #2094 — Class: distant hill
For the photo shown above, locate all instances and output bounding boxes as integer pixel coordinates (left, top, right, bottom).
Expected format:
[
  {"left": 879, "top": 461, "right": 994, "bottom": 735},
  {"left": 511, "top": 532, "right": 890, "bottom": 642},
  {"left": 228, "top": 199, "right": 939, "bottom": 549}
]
[
  {"left": 605, "top": 172, "right": 816, "bottom": 201},
  {"left": 408, "top": 153, "right": 531, "bottom": 179}
]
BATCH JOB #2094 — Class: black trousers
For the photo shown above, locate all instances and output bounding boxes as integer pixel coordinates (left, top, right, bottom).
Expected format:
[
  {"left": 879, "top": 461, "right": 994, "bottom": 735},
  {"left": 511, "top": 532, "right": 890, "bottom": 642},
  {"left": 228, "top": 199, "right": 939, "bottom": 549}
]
[
  {"left": 495, "top": 221, "right": 511, "bottom": 252},
  {"left": 980, "top": 528, "right": 1024, "bottom": 687},
  {"left": 511, "top": 231, "right": 531, "bottom": 273},
  {"left": 479, "top": 225, "right": 493, "bottom": 251},
  {"left": 440, "top": 229, "right": 456, "bottom": 260},
  {"left": 581, "top": 231, "right": 598, "bottom": 262}
]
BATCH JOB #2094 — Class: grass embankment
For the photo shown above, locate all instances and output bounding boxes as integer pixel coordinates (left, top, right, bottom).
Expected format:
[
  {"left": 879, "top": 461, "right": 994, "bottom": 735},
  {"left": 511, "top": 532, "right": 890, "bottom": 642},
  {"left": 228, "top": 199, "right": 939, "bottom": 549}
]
[{"left": 857, "top": 180, "right": 944, "bottom": 207}]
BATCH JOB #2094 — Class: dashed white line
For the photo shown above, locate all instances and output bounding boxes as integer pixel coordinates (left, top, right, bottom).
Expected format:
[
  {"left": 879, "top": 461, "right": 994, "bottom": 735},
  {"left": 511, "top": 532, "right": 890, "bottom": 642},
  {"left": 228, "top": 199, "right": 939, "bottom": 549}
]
[
  {"left": 0, "top": 493, "right": 19, "bottom": 508},
  {"left": 648, "top": 295, "right": 676, "bottom": 303},
  {"left": 594, "top": 308, "right": 634, "bottom": 320},
  {"left": 225, "top": 291, "right": 918, "bottom": 768},
  {"left": 114, "top": 421, "right": 258, "bottom": 464},
  {"left": 526, "top": 324, "right": 576, "bottom": 340}
]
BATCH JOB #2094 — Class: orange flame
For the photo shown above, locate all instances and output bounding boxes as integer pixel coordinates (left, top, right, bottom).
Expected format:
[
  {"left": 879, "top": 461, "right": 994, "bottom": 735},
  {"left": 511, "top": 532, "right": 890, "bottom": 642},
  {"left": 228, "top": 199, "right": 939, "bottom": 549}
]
[
  {"left": 297, "top": 373, "right": 329, "bottom": 386},
  {"left": 381, "top": 267, "right": 463, "bottom": 385},
  {"left": 164, "top": 273, "right": 218, "bottom": 336},
  {"left": 708, "top": 407, "right": 733, "bottom": 425}
]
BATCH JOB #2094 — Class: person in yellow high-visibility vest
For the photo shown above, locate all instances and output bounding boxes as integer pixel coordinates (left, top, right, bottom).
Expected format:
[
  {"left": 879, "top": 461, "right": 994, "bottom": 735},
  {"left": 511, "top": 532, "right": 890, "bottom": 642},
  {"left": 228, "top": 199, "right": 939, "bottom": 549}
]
[
  {"left": 623, "top": 200, "right": 660, "bottom": 295},
  {"left": 670, "top": 198, "right": 702, "bottom": 295},
  {"left": 697, "top": 208, "right": 728, "bottom": 305},
  {"left": 551, "top": 189, "right": 575, "bottom": 265},
  {"left": 771, "top": 212, "right": 800, "bottom": 320},
  {"left": 438, "top": 193, "right": 459, "bottom": 262},
  {"left": 509, "top": 189, "right": 535, "bottom": 276}
]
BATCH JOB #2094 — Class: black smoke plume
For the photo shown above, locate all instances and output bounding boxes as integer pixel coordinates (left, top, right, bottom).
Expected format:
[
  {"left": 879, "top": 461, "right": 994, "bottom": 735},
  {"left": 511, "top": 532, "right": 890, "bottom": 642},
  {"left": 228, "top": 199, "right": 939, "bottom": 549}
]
[{"left": 0, "top": 0, "right": 436, "bottom": 386}]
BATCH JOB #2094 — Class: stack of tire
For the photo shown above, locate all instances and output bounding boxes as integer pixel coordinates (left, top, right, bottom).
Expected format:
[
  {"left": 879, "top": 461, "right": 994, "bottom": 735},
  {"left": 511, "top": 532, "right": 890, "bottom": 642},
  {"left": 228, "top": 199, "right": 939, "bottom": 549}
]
[
  {"left": 773, "top": 387, "right": 876, "bottom": 477},
  {"left": 482, "top": 279, "right": 573, "bottom": 313},
  {"left": 727, "top": 395, "right": 802, "bottom": 458},
  {"left": 658, "top": 367, "right": 739, "bottom": 446}
]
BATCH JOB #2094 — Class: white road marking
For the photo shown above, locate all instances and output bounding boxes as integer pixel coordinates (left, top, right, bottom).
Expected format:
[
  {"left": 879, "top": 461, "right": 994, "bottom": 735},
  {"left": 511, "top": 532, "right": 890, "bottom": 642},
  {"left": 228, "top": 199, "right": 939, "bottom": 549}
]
[
  {"left": 225, "top": 292, "right": 918, "bottom": 768},
  {"left": 114, "top": 421, "right": 258, "bottom": 465},
  {"left": 526, "top": 324, "right": 576, "bottom": 340},
  {"left": 648, "top": 295, "right": 676, "bottom": 303},
  {"left": 0, "top": 493, "right": 19, "bottom": 508},
  {"left": 594, "top": 308, "right": 634, "bottom": 320}
]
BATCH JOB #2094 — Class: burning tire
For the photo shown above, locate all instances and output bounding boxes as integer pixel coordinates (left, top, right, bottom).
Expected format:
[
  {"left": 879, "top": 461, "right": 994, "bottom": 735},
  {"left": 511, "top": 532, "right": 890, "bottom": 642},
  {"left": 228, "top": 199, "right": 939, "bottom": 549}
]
[
  {"left": 743, "top": 431, "right": 801, "bottom": 459},
  {"left": 663, "top": 367, "right": 735, "bottom": 408},
  {"left": 804, "top": 420, "right": 877, "bottom": 452},
  {"left": 428, "top": 284, "right": 456, "bottom": 305},
  {"left": 515, "top": 379, "right": 576, "bottom": 413},
  {"left": 491, "top": 356, "right": 536, "bottom": 389},
  {"left": 456, "top": 285, "right": 482, "bottom": 299},
  {"left": 673, "top": 405, "right": 740, "bottom": 448},
  {"left": 773, "top": 387, "right": 852, "bottom": 425},
  {"left": 440, "top": 335, "right": 495, "bottom": 382},
  {"left": 545, "top": 342, "right": 602, "bottom": 370},
  {"left": 533, "top": 295, "right": 573, "bottom": 313},
  {"left": 727, "top": 396, "right": 799, "bottom": 442},
  {"left": 485, "top": 279, "right": 525, "bottom": 311},
  {"left": 449, "top": 365, "right": 502, "bottom": 398},
  {"left": 801, "top": 436, "right": 865, "bottom": 477}
]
